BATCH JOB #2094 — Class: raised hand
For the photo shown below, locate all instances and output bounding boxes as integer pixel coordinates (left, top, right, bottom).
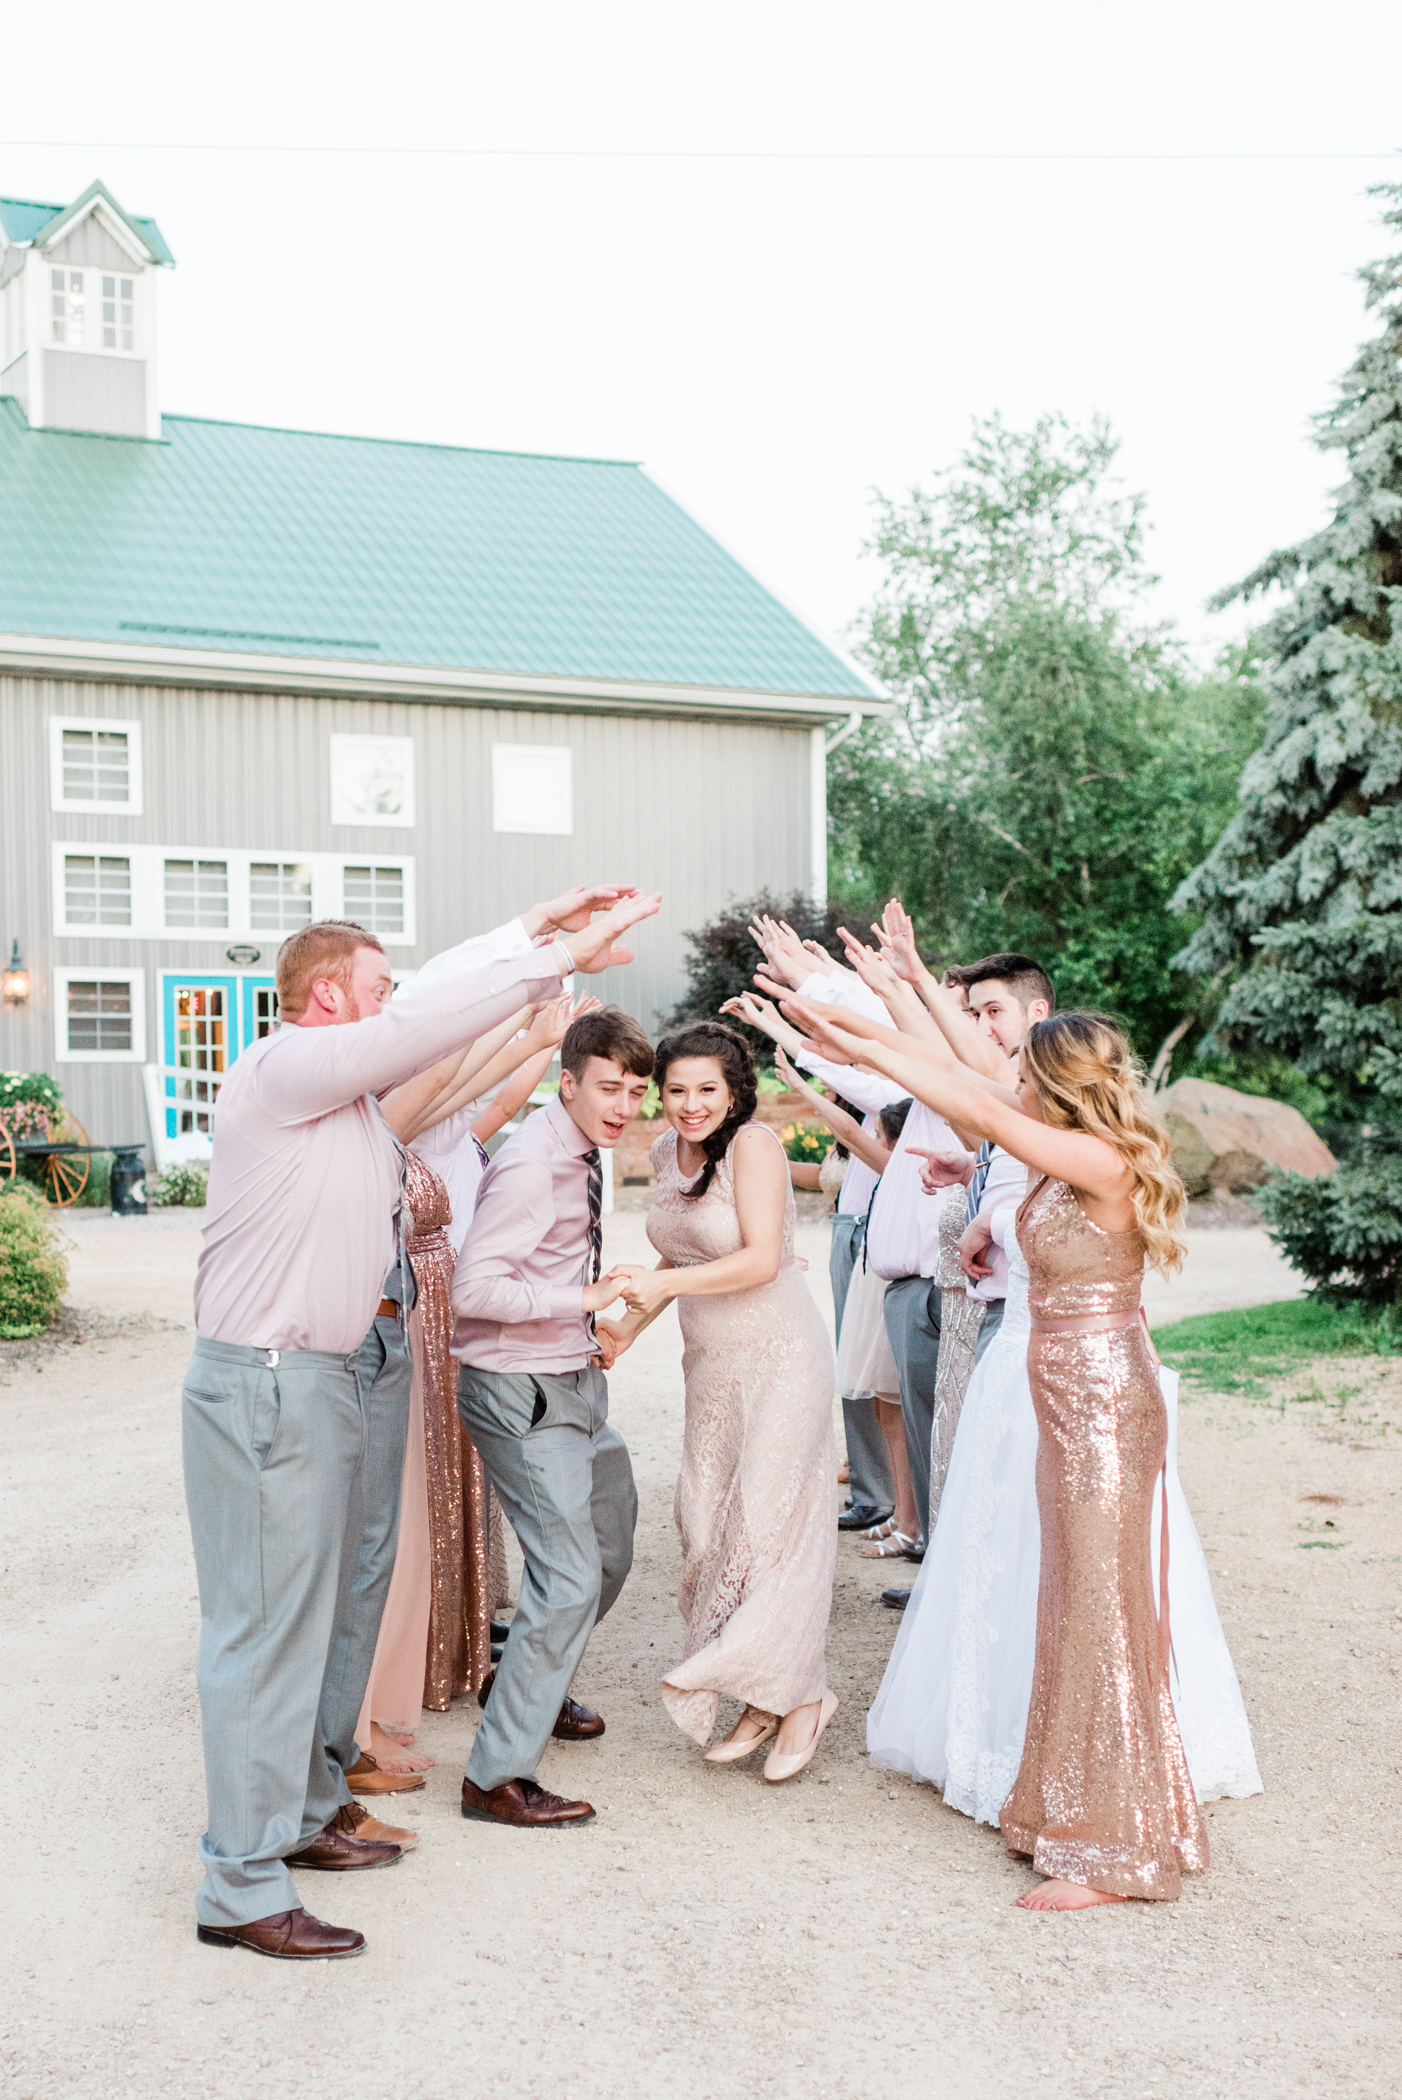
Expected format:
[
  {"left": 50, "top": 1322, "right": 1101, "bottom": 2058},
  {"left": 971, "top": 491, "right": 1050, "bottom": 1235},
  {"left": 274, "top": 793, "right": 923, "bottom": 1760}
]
[
  {"left": 907, "top": 1144, "right": 975, "bottom": 1193},
  {"left": 875, "top": 898, "right": 925, "bottom": 985},
  {"left": 836, "top": 926, "right": 904, "bottom": 1005},
  {"left": 525, "top": 991, "right": 599, "bottom": 1053},
  {"left": 563, "top": 892, "right": 662, "bottom": 974},
  {"left": 524, "top": 885, "right": 640, "bottom": 939},
  {"left": 800, "top": 939, "right": 838, "bottom": 972},
  {"left": 748, "top": 915, "right": 811, "bottom": 989}
]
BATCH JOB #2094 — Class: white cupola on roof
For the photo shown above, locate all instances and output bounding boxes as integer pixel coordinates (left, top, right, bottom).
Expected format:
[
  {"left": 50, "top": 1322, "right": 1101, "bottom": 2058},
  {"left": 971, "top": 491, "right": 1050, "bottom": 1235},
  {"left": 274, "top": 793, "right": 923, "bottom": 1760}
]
[{"left": 0, "top": 178, "right": 174, "bottom": 440}]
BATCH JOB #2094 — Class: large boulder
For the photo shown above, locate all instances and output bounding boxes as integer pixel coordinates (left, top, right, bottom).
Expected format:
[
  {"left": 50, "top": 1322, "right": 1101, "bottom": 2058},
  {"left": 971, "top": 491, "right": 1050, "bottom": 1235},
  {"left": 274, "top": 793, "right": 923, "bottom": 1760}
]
[{"left": 1156, "top": 1077, "right": 1337, "bottom": 1197}]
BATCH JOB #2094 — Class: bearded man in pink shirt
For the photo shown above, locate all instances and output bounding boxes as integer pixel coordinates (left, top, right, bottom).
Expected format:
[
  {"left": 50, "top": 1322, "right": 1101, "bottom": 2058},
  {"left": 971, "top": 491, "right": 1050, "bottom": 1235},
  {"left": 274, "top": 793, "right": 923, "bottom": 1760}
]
[
  {"left": 185, "top": 888, "right": 657, "bottom": 1962},
  {"left": 452, "top": 1005, "right": 654, "bottom": 1828}
]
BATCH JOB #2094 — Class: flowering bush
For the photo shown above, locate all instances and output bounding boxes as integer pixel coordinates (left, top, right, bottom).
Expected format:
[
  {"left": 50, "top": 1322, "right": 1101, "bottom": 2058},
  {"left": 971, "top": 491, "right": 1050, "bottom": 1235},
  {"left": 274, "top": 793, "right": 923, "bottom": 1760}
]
[
  {"left": 0, "top": 1071, "right": 63, "bottom": 1142},
  {"left": 780, "top": 1121, "right": 834, "bottom": 1165},
  {"left": 149, "top": 1160, "right": 210, "bottom": 1208}
]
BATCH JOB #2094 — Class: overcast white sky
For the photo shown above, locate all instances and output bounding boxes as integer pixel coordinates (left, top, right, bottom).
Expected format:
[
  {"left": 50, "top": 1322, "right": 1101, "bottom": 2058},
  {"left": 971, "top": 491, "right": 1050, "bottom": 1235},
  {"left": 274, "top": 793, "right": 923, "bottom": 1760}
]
[{"left": 5, "top": 1, "right": 1400, "bottom": 672}]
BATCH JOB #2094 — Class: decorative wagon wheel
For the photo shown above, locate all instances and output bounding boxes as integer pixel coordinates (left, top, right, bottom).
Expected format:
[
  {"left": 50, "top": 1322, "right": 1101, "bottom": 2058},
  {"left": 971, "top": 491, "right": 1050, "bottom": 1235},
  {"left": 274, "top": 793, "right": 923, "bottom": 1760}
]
[
  {"left": 0, "top": 1113, "right": 15, "bottom": 1187},
  {"left": 43, "top": 1110, "right": 92, "bottom": 1207}
]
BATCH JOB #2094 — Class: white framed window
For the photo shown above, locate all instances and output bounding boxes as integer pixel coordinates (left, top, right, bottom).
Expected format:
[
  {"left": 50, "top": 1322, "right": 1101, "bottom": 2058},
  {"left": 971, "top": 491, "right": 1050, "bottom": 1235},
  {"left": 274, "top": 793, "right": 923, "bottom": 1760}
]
[
  {"left": 52, "top": 844, "right": 416, "bottom": 945},
  {"left": 492, "top": 743, "right": 573, "bottom": 836},
  {"left": 250, "top": 861, "right": 314, "bottom": 932},
  {"left": 49, "top": 716, "right": 143, "bottom": 814},
  {"left": 101, "top": 272, "right": 136, "bottom": 353},
  {"left": 64, "top": 853, "right": 132, "bottom": 927},
  {"left": 51, "top": 267, "right": 86, "bottom": 347},
  {"left": 55, "top": 967, "right": 146, "bottom": 1063},
  {"left": 329, "top": 734, "right": 416, "bottom": 828},
  {"left": 164, "top": 858, "right": 229, "bottom": 930},
  {"left": 343, "top": 863, "right": 406, "bottom": 936}
]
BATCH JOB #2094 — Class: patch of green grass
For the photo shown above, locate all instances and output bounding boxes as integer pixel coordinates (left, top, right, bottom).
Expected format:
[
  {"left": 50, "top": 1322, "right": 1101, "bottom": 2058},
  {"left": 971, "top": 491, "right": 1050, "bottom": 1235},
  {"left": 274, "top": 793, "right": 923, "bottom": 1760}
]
[{"left": 1152, "top": 1296, "right": 1402, "bottom": 1394}]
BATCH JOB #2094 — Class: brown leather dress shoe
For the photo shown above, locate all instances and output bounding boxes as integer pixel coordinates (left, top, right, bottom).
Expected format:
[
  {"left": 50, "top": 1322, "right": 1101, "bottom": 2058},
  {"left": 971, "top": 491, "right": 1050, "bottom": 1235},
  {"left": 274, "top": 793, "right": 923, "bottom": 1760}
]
[
  {"left": 460, "top": 1776, "right": 595, "bottom": 1827},
  {"left": 285, "top": 1823, "right": 401, "bottom": 1871},
  {"left": 197, "top": 1908, "right": 365, "bottom": 1960},
  {"left": 476, "top": 1670, "right": 606, "bottom": 1740},
  {"left": 332, "top": 1800, "right": 419, "bottom": 1852},
  {"left": 345, "top": 1752, "right": 426, "bottom": 1796}
]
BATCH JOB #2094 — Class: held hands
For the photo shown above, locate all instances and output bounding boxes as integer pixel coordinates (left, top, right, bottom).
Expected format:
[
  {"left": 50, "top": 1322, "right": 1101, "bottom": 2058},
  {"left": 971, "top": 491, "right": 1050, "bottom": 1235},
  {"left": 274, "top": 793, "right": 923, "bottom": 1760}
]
[
  {"left": 581, "top": 1274, "right": 625, "bottom": 1315},
  {"left": 592, "top": 1318, "right": 627, "bottom": 1370},
  {"left": 525, "top": 885, "right": 640, "bottom": 940},
  {"left": 607, "top": 1264, "right": 676, "bottom": 1318},
  {"left": 559, "top": 892, "right": 663, "bottom": 975},
  {"left": 908, "top": 1144, "right": 976, "bottom": 1193},
  {"left": 956, "top": 1214, "right": 996, "bottom": 1283}
]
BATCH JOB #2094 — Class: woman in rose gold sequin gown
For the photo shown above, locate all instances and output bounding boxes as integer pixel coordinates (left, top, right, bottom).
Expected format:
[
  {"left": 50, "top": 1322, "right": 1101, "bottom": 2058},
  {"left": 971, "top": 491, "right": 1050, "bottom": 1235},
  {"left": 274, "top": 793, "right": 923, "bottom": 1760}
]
[
  {"left": 782, "top": 998, "right": 1208, "bottom": 1905},
  {"left": 606, "top": 1023, "right": 839, "bottom": 1783}
]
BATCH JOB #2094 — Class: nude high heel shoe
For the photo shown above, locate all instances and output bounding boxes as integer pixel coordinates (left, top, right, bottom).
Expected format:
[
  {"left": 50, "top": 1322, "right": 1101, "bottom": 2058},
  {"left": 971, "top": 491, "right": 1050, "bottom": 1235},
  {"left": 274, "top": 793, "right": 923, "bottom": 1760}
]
[
  {"left": 704, "top": 1707, "right": 779, "bottom": 1763},
  {"left": 763, "top": 1691, "right": 839, "bottom": 1784}
]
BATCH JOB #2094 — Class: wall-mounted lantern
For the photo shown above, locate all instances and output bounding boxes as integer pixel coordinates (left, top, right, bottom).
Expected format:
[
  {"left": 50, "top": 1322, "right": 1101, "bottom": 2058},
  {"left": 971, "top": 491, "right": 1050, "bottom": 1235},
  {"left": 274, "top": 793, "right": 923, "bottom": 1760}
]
[{"left": 3, "top": 939, "right": 28, "bottom": 1007}]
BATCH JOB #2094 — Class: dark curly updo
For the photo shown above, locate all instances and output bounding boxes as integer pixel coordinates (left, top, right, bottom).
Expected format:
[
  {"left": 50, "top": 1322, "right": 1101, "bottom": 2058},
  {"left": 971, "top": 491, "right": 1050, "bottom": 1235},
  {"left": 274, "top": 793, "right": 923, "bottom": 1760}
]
[{"left": 653, "top": 1021, "right": 758, "bottom": 1202}]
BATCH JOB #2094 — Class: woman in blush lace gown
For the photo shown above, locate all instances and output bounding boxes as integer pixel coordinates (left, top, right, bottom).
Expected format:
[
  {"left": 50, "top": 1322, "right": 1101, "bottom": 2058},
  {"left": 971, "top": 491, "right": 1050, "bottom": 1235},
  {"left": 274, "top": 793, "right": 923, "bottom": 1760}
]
[{"left": 605, "top": 1022, "right": 839, "bottom": 1784}]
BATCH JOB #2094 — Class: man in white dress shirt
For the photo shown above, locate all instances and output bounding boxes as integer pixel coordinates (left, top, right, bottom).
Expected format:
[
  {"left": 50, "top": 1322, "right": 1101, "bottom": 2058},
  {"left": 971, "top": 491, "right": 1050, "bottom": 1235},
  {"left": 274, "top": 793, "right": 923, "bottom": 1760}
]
[{"left": 184, "top": 887, "right": 656, "bottom": 1961}]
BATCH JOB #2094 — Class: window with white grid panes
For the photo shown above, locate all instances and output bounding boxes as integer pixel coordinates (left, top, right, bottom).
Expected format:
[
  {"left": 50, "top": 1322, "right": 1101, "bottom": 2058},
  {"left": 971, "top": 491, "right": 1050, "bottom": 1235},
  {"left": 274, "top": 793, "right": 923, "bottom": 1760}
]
[
  {"left": 172, "top": 985, "right": 228, "bottom": 1132},
  {"left": 67, "top": 979, "right": 133, "bottom": 1053},
  {"left": 342, "top": 864, "right": 405, "bottom": 936},
  {"left": 250, "top": 862, "right": 313, "bottom": 931},
  {"left": 164, "top": 858, "right": 229, "bottom": 930},
  {"left": 252, "top": 987, "right": 279, "bottom": 1038},
  {"left": 101, "top": 273, "right": 135, "bottom": 352},
  {"left": 51, "top": 267, "right": 86, "bottom": 346},
  {"left": 64, "top": 854, "right": 132, "bottom": 926},
  {"left": 62, "top": 726, "right": 131, "bottom": 803}
]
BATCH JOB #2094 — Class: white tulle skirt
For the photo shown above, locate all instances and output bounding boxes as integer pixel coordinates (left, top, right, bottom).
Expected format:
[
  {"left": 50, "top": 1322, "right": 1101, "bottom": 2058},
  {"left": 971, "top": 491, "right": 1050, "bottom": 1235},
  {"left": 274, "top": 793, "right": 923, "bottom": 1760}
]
[{"left": 866, "top": 1282, "right": 1262, "bottom": 1823}]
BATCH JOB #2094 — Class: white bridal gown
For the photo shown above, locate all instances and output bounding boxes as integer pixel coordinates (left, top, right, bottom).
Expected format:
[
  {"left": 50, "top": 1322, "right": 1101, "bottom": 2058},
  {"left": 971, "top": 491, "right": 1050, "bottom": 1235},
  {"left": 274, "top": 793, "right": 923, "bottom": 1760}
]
[{"left": 866, "top": 1216, "right": 1262, "bottom": 1822}]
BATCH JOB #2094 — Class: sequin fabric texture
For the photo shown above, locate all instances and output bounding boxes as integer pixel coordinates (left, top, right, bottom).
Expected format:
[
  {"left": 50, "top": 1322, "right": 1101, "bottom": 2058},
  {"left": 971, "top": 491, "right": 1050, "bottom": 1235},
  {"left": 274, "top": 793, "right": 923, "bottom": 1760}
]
[
  {"left": 999, "top": 1176, "right": 1208, "bottom": 1900},
  {"left": 646, "top": 1124, "right": 838, "bottom": 1743},
  {"left": 929, "top": 1183, "right": 985, "bottom": 1528},
  {"left": 406, "top": 1151, "right": 494, "bottom": 1707}
]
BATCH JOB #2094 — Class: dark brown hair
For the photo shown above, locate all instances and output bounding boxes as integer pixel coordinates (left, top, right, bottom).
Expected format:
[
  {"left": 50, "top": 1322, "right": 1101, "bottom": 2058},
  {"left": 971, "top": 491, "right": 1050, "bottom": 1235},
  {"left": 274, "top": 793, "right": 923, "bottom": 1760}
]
[
  {"left": 945, "top": 952, "right": 1055, "bottom": 1015},
  {"left": 276, "top": 920, "right": 384, "bottom": 1018},
  {"left": 560, "top": 1005, "right": 654, "bottom": 1080},
  {"left": 653, "top": 1021, "right": 758, "bottom": 1201},
  {"left": 877, "top": 1097, "right": 914, "bottom": 1147}
]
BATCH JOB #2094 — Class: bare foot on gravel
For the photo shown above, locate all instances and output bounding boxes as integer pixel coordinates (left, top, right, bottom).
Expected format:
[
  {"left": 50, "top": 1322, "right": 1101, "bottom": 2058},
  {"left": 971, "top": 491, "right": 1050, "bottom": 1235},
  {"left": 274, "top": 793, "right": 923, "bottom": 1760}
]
[
  {"left": 1016, "top": 1879, "right": 1125, "bottom": 1912},
  {"left": 367, "top": 1721, "right": 434, "bottom": 1774}
]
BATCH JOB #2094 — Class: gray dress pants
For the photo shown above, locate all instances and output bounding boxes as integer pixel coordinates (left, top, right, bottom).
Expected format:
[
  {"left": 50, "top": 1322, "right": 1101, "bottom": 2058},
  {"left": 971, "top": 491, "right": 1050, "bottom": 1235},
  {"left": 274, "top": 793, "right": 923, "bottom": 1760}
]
[
  {"left": 882, "top": 1275, "right": 942, "bottom": 1543},
  {"left": 830, "top": 1213, "right": 894, "bottom": 1518},
  {"left": 972, "top": 1294, "right": 1006, "bottom": 1365},
  {"left": 315, "top": 1312, "right": 412, "bottom": 1808},
  {"left": 458, "top": 1363, "right": 637, "bottom": 1792},
  {"left": 182, "top": 1334, "right": 377, "bottom": 1928}
]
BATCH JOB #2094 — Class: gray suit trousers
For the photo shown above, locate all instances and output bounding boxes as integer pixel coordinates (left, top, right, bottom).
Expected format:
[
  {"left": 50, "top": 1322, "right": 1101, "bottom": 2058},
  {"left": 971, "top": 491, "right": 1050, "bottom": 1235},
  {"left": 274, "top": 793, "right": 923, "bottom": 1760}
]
[
  {"left": 972, "top": 1294, "right": 1006, "bottom": 1365},
  {"left": 882, "top": 1275, "right": 942, "bottom": 1543},
  {"left": 182, "top": 1335, "right": 370, "bottom": 1928},
  {"left": 830, "top": 1213, "right": 894, "bottom": 1518},
  {"left": 315, "top": 1313, "right": 412, "bottom": 1812},
  {"left": 458, "top": 1363, "right": 637, "bottom": 1792}
]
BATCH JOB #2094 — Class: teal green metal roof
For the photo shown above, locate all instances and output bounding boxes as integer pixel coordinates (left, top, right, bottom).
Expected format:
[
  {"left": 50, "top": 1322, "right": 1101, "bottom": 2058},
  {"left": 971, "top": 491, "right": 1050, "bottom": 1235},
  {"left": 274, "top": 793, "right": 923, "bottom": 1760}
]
[
  {"left": 0, "top": 401, "right": 874, "bottom": 698},
  {"left": 0, "top": 186, "right": 174, "bottom": 266}
]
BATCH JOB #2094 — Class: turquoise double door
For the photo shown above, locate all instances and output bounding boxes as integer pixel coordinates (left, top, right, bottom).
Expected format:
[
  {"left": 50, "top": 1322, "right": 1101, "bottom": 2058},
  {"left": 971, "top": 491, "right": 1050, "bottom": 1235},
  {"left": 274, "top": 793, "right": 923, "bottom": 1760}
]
[{"left": 159, "top": 972, "right": 278, "bottom": 1140}]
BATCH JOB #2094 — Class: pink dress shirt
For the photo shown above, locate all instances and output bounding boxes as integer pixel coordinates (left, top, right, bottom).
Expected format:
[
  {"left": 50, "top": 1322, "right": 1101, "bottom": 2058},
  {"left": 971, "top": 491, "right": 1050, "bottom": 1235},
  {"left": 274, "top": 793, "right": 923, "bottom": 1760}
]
[
  {"left": 451, "top": 1096, "right": 599, "bottom": 1374},
  {"left": 194, "top": 925, "right": 567, "bottom": 1354}
]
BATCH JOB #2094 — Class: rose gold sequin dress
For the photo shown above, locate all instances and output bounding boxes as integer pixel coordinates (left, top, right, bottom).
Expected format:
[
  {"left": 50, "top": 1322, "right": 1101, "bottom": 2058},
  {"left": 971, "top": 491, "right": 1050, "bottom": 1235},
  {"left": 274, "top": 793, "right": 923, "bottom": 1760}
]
[
  {"left": 648, "top": 1125, "right": 838, "bottom": 1743},
  {"left": 356, "top": 1152, "right": 493, "bottom": 1741},
  {"left": 999, "top": 1177, "right": 1208, "bottom": 1900}
]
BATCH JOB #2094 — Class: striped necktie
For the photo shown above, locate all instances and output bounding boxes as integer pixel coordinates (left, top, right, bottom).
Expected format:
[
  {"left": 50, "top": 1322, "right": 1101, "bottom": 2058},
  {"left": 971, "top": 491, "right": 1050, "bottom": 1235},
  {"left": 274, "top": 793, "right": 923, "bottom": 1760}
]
[
  {"left": 965, "top": 1140, "right": 993, "bottom": 1227},
  {"left": 584, "top": 1148, "right": 604, "bottom": 1331}
]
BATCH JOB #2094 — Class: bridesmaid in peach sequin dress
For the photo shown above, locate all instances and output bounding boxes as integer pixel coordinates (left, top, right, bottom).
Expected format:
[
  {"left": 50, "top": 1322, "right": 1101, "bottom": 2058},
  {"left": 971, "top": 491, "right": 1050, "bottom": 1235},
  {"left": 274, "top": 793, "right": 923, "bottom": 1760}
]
[{"left": 998, "top": 1177, "right": 1208, "bottom": 1900}]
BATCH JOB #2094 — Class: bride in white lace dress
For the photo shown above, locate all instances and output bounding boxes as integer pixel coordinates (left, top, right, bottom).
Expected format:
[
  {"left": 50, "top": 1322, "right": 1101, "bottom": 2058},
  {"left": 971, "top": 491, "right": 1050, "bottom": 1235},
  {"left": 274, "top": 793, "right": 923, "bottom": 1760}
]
[{"left": 867, "top": 1202, "right": 1262, "bottom": 1820}]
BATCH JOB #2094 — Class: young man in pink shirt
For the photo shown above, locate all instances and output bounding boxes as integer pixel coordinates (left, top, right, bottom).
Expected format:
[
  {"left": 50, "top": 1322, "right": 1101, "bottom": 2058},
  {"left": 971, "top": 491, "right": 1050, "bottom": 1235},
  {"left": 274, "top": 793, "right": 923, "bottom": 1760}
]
[{"left": 451, "top": 1006, "right": 653, "bottom": 1828}]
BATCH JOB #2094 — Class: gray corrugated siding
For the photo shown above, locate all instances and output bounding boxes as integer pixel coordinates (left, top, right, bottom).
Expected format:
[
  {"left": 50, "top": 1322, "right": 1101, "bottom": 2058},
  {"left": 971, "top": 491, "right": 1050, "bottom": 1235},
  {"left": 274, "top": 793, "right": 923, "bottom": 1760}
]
[
  {"left": 0, "top": 675, "right": 816, "bottom": 1150},
  {"left": 44, "top": 223, "right": 146, "bottom": 271},
  {"left": 42, "top": 349, "right": 146, "bottom": 437}
]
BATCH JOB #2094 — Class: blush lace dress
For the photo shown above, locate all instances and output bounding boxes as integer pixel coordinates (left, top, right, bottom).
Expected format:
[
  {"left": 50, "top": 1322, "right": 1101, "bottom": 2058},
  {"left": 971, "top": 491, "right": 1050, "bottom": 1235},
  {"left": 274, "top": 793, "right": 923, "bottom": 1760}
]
[{"left": 648, "top": 1124, "right": 839, "bottom": 1743}]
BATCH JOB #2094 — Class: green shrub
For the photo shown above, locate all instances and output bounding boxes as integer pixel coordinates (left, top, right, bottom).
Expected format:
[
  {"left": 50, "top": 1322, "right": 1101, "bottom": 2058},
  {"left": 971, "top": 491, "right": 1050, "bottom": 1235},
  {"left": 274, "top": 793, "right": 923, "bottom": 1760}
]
[
  {"left": 1255, "top": 1144, "right": 1402, "bottom": 1310},
  {"left": 0, "top": 1182, "right": 70, "bottom": 1339},
  {"left": 149, "top": 1160, "right": 210, "bottom": 1208},
  {"left": 75, "top": 1150, "right": 113, "bottom": 1208},
  {"left": 779, "top": 1120, "right": 834, "bottom": 1165}
]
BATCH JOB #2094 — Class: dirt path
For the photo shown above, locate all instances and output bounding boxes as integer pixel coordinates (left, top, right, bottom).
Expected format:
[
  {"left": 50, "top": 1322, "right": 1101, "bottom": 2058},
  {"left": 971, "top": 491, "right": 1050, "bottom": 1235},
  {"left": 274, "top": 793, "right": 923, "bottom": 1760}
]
[{"left": 1, "top": 1212, "right": 1399, "bottom": 2099}]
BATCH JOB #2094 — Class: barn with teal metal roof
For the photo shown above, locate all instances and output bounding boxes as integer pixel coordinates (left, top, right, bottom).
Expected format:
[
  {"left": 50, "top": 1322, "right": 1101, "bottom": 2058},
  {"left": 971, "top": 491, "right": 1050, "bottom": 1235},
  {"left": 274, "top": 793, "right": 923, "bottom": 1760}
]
[{"left": 0, "top": 177, "right": 883, "bottom": 1164}]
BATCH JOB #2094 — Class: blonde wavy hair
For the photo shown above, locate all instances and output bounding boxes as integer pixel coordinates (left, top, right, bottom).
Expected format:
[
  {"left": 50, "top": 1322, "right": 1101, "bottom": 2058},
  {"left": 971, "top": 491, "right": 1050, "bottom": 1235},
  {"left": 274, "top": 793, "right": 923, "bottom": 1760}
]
[{"left": 1021, "top": 1011, "right": 1187, "bottom": 1275}]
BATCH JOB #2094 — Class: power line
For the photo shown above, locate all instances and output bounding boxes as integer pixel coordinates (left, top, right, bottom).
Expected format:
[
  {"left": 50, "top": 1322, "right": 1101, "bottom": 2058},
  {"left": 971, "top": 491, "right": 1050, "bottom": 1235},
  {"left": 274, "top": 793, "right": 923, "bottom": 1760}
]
[{"left": 0, "top": 140, "right": 1398, "bottom": 163}]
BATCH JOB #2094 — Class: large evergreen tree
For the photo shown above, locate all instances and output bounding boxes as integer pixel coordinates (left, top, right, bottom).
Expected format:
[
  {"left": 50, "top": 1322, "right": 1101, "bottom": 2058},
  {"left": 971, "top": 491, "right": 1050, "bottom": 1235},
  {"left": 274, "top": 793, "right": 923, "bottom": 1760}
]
[{"left": 1174, "top": 182, "right": 1402, "bottom": 1108}]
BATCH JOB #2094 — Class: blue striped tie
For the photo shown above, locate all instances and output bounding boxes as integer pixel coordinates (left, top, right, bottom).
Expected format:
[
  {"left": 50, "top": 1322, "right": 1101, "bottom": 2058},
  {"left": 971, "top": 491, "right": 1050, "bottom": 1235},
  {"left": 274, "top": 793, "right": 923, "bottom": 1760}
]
[{"left": 965, "top": 1140, "right": 993, "bottom": 1226}]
